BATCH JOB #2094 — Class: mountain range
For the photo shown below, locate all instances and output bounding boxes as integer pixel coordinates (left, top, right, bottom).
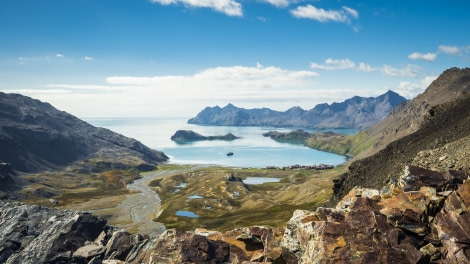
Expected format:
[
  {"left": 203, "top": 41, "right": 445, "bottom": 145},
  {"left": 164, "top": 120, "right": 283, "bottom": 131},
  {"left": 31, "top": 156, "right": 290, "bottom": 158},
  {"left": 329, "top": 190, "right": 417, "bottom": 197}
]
[{"left": 188, "top": 90, "right": 407, "bottom": 129}]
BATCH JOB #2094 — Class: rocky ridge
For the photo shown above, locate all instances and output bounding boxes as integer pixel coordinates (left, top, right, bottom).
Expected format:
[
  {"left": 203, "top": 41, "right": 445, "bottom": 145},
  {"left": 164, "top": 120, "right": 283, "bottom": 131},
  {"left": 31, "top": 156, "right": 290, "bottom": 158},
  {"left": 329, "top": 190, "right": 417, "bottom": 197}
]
[
  {"left": 0, "top": 92, "right": 168, "bottom": 199},
  {"left": 330, "top": 85, "right": 470, "bottom": 206},
  {"left": 188, "top": 90, "right": 406, "bottom": 129},
  {"left": 1, "top": 164, "right": 469, "bottom": 263},
  {"left": 0, "top": 92, "right": 168, "bottom": 174},
  {"left": 359, "top": 67, "right": 470, "bottom": 159}
]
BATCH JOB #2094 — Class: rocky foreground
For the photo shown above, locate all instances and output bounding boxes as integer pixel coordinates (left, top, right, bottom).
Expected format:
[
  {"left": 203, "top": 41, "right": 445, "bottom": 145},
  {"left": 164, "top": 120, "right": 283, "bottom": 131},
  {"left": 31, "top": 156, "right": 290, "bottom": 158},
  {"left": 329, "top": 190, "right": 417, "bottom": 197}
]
[{"left": 1, "top": 165, "right": 469, "bottom": 264}]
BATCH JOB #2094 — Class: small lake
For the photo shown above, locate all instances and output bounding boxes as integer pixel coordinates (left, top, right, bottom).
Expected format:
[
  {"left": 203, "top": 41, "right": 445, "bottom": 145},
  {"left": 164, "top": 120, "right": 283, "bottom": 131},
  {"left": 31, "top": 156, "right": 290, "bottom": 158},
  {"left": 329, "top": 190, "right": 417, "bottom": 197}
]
[
  {"left": 243, "top": 177, "right": 281, "bottom": 185},
  {"left": 176, "top": 210, "right": 199, "bottom": 218},
  {"left": 86, "top": 117, "right": 357, "bottom": 168}
]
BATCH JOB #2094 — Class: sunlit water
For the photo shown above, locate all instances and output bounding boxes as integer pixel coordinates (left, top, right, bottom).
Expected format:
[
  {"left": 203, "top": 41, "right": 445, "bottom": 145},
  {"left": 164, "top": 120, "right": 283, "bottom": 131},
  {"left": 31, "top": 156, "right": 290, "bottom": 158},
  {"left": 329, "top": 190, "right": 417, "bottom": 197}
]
[{"left": 85, "top": 117, "right": 357, "bottom": 168}]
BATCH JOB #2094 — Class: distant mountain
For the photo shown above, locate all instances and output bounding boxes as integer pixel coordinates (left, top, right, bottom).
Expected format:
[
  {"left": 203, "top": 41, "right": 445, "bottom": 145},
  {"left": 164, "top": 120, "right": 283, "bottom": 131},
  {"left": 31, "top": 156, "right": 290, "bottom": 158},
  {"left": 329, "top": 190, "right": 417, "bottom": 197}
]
[
  {"left": 0, "top": 92, "right": 168, "bottom": 174},
  {"left": 188, "top": 90, "right": 407, "bottom": 129}
]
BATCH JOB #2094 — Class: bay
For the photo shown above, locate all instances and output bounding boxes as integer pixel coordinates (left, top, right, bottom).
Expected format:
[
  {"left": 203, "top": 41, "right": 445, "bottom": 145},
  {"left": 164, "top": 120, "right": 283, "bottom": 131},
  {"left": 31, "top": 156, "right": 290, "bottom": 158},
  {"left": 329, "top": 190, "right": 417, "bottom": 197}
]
[{"left": 85, "top": 117, "right": 356, "bottom": 168}]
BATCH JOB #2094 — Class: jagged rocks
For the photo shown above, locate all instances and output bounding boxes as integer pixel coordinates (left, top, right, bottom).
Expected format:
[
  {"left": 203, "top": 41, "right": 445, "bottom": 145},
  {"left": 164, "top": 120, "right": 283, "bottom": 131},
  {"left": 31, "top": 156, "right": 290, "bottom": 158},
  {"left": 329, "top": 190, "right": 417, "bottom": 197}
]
[
  {"left": 131, "top": 229, "right": 231, "bottom": 263},
  {"left": 0, "top": 201, "right": 106, "bottom": 263},
  {"left": 281, "top": 167, "right": 470, "bottom": 264},
  {"left": 429, "top": 180, "right": 470, "bottom": 263}
]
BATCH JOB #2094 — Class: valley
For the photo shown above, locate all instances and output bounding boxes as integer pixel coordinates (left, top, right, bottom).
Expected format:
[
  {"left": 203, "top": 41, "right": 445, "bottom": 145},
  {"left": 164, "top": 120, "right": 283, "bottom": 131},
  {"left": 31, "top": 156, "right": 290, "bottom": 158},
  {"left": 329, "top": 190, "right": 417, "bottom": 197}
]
[{"left": 2, "top": 67, "right": 470, "bottom": 263}]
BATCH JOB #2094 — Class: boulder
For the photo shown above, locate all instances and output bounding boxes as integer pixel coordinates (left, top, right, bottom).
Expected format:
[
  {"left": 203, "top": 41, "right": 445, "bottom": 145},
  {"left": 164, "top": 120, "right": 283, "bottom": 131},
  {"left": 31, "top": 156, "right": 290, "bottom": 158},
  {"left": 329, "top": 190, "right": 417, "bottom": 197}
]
[
  {"left": 0, "top": 201, "right": 106, "bottom": 263},
  {"left": 430, "top": 180, "right": 470, "bottom": 263}
]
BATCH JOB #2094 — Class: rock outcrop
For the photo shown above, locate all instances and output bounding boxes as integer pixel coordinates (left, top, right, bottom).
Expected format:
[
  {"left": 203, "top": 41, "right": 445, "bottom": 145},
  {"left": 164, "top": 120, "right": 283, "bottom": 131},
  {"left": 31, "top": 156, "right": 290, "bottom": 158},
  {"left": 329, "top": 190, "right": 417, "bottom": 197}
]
[
  {"left": 1, "top": 165, "right": 469, "bottom": 263},
  {"left": 0, "top": 162, "right": 22, "bottom": 199},
  {"left": 188, "top": 90, "right": 406, "bottom": 129},
  {"left": 281, "top": 166, "right": 470, "bottom": 264}
]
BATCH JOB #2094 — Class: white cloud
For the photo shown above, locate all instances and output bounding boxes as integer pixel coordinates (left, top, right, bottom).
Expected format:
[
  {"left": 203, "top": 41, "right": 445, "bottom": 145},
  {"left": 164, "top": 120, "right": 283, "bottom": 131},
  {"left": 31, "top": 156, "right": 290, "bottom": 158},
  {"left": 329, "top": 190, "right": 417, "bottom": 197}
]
[
  {"left": 150, "top": 0, "right": 243, "bottom": 17},
  {"left": 310, "top": 58, "right": 421, "bottom": 78},
  {"left": 56, "top": 53, "right": 65, "bottom": 58},
  {"left": 438, "top": 45, "right": 461, "bottom": 55},
  {"left": 357, "top": 62, "right": 376, "bottom": 72},
  {"left": 106, "top": 64, "right": 318, "bottom": 88},
  {"left": 380, "top": 64, "right": 420, "bottom": 78},
  {"left": 408, "top": 52, "right": 436, "bottom": 62},
  {"left": 342, "top": 6, "right": 359, "bottom": 19},
  {"left": 395, "top": 75, "right": 438, "bottom": 99},
  {"left": 84, "top": 56, "right": 95, "bottom": 61},
  {"left": 261, "top": 0, "right": 291, "bottom": 8},
  {"left": 310, "top": 58, "right": 356, "bottom": 70},
  {"left": 290, "top": 4, "right": 358, "bottom": 24}
]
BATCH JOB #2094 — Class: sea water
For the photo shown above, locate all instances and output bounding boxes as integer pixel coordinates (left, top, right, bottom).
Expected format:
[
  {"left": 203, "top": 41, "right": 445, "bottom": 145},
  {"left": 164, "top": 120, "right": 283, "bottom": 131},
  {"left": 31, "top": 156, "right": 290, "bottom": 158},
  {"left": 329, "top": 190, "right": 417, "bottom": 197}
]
[{"left": 85, "top": 117, "right": 357, "bottom": 168}]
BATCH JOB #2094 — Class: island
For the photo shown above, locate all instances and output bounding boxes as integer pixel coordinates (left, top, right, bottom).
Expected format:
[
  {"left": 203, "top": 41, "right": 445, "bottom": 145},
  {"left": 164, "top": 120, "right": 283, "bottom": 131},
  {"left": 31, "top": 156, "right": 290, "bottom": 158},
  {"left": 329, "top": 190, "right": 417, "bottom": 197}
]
[{"left": 170, "top": 130, "right": 239, "bottom": 143}]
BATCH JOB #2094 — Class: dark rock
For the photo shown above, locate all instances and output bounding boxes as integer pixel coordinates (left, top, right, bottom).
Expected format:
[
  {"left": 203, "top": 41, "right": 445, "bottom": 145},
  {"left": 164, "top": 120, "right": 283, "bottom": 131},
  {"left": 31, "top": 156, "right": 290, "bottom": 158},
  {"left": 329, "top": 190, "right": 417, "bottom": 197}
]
[
  {"left": 104, "top": 231, "right": 144, "bottom": 260},
  {"left": 430, "top": 180, "right": 470, "bottom": 263},
  {"left": 0, "top": 201, "right": 106, "bottom": 263},
  {"left": 136, "top": 163, "right": 157, "bottom": 172}
]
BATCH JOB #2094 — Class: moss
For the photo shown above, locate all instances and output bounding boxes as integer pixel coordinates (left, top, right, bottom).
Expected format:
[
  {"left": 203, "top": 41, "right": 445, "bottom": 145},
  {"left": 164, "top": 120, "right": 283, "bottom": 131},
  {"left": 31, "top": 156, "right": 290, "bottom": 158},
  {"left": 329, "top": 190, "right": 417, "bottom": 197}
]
[{"left": 304, "top": 130, "right": 375, "bottom": 157}]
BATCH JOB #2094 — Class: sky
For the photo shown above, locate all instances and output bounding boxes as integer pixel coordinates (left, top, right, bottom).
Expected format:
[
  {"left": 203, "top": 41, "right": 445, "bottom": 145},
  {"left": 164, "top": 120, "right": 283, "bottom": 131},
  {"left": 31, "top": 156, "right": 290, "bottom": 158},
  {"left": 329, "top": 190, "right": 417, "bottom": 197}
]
[{"left": 1, "top": 0, "right": 469, "bottom": 118}]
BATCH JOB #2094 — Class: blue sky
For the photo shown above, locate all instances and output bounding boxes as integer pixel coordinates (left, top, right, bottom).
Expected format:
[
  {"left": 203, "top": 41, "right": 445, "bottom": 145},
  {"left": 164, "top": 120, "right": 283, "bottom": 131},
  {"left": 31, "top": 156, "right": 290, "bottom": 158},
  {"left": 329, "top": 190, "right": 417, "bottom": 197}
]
[{"left": 1, "top": 0, "right": 469, "bottom": 118}]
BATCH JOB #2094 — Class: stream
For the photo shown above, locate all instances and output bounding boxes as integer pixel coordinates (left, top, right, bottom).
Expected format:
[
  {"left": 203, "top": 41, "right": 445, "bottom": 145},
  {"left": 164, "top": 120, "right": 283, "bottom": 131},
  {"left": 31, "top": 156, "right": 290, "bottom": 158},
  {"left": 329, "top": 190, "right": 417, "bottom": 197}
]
[
  {"left": 117, "top": 166, "right": 203, "bottom": 237},
  {"left": 70, "top": 167, "right": 197, "bottom": 238}
]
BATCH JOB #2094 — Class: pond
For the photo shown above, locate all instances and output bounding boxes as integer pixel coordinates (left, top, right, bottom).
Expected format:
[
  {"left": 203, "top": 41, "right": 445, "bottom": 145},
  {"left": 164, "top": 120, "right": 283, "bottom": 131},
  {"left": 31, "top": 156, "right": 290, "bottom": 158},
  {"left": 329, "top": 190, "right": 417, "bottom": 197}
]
[
  {"left": 242, "top": 177, "right": 281, "bottom": 185},
  {"left": 175, "top": 210, "right": 199, "bottom": 218},
  {"left": 188, "top": 194, "right": 204, "bottom": 199}
]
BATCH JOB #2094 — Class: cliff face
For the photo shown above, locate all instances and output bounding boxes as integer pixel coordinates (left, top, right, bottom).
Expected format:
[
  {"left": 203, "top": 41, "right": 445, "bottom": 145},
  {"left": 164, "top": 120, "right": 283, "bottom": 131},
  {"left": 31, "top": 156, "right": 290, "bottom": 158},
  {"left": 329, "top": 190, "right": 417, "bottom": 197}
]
[
  {"left": 1, "top": 165, "right": 469, "bottom": 263},
  {"left": 188, "top": 90, "right": 406, "bottom": 129},
  {"left": 0, "top": 92, "right": 168, "bottom": 174}
]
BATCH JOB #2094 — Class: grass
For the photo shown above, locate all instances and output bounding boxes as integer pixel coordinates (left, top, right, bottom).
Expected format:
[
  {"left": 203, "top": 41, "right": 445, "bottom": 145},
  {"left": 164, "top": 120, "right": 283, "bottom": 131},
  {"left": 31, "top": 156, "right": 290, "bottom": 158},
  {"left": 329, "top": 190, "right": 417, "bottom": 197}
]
[
  {"left": 17, "top": 161, "right": 345, "bottom": 232},
  {"left": 304, "top": 130, "right": 374, "bottom": 157},
  {"left": 20, "top": 168, "right": 141, "bottom": 206},
  {"left": 152, "top": 166, "right": 343, "bottom": 231}
]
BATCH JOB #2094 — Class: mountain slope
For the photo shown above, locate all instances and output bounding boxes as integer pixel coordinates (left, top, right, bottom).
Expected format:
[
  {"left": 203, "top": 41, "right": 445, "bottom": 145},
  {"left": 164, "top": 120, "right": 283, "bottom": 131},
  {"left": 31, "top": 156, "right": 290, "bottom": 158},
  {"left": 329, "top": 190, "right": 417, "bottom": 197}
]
[
  {"left": 0, "top": 92, "right": 168, "bottom": 173},
  {"left": 356, "top": 67, "right": 470, "bottom": 159},
  {"left": 188, "top": 90, "right": 406, "bottom": 129},
  {"left": 330, "top": 67, "right": 470, "bottom": 204}
]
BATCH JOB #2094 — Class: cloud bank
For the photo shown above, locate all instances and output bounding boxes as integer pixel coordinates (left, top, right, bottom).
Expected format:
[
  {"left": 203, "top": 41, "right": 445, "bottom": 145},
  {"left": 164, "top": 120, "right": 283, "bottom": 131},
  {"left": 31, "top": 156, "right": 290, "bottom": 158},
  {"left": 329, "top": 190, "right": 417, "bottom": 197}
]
[
  {"left": 11, "top": 61, "right": 437, "bottom": 118},
  {"left": 21, "top": 64, "right": 325, "bottom": 117}
]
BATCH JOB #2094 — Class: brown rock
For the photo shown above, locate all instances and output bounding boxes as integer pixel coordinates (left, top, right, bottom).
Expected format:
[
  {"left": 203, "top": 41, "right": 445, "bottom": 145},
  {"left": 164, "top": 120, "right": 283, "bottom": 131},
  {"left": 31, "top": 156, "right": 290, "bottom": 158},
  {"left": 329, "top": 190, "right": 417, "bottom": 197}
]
[{"left": 430, "top": 180, "right": 470, "bottom": 263}]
